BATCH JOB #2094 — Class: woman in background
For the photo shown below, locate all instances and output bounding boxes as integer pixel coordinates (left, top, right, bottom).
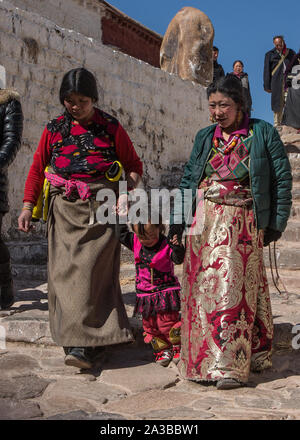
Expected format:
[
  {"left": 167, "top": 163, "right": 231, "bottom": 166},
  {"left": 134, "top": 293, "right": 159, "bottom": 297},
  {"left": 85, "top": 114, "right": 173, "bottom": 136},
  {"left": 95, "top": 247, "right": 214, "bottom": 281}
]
[{"left": 230, "top": 60, "right": 252, "bottom": 117}]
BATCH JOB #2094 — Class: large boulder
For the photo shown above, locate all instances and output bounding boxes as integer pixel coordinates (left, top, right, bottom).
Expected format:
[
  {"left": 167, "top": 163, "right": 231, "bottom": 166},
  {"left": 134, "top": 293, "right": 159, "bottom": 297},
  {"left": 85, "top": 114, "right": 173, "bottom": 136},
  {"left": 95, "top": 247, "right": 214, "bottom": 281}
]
[{"left": 160, "top": 7, "right": 214, "bottom": 86}]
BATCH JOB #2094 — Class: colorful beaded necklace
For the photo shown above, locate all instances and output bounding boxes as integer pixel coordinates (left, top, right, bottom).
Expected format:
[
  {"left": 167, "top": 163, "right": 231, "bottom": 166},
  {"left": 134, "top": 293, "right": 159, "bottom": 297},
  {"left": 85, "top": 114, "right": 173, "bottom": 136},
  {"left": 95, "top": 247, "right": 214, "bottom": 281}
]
[{"left": 213, "top": 134, "right": 240, "bottom": 155}]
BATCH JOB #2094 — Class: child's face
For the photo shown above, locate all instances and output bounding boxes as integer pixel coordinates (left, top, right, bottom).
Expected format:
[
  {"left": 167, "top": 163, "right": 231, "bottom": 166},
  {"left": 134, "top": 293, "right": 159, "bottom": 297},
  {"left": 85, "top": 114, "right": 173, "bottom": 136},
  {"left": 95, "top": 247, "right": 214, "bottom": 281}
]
[{"left": 133, "top": 223, "right": 160, "bottom": 247}]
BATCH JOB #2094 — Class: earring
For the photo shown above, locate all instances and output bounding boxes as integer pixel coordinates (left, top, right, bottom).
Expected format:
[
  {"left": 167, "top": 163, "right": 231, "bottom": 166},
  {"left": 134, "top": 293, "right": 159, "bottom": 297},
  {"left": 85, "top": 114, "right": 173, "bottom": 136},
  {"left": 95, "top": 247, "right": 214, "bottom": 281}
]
[{"left": 210, "top": 115, "right": 216, "bottom": 123}]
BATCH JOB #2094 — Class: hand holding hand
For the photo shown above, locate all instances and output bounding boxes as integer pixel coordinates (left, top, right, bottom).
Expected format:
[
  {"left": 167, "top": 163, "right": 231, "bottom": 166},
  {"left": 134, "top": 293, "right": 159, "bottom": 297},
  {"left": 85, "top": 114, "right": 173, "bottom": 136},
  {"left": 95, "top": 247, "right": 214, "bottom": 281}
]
[
  {"left": 169, "top": 234, "right": 180, "bottom": 246},
  {"left": 116, "top": 193, "right": 129, "bottom": 217}
]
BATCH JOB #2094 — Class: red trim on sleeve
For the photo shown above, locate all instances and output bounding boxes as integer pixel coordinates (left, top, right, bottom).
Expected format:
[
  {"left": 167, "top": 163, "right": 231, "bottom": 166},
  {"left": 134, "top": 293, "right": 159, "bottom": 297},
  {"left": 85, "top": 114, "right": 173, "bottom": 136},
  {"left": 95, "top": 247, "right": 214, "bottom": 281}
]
[
  {"left": 23, "top": 127, "right": 52, "bottom": 205},
  {"left": 115, "top": 123, "right": 143, "bottom": 176}
]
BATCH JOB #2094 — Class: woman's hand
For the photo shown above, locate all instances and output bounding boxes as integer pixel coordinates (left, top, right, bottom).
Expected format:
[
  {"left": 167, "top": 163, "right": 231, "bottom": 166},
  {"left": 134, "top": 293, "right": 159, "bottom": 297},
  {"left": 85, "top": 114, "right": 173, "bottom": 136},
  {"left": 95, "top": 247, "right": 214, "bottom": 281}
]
[
  {"left": 126, "top": 172, "right": 141, "bottom": 190},
  {"left": 263, "top": 227, "right": 282, "bottom": 246},
  {"left": 18, "top": 209, "right": 33, "bottom": 233}
]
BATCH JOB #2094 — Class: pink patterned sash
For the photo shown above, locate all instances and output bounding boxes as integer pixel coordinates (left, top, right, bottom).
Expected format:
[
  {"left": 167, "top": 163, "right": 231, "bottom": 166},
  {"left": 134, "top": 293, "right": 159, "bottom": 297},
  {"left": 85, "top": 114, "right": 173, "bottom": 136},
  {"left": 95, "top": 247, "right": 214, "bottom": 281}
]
[{"left": 45, "top": 172, "right": 92, "bottom": 201}]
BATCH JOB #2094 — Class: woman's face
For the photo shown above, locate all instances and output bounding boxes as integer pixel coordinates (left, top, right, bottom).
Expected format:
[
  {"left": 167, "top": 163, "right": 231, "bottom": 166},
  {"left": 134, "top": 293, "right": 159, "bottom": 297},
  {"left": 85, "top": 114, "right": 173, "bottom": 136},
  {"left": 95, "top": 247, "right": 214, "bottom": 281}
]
[
  {"left": 233, "top": 62, "right": 243, "bottom": 74},
  {"left": 64, "top": 92, "right": 95, "bottom": 123},
  {"left": 208, "top": 92, "right": 240, "bottom": 130}
]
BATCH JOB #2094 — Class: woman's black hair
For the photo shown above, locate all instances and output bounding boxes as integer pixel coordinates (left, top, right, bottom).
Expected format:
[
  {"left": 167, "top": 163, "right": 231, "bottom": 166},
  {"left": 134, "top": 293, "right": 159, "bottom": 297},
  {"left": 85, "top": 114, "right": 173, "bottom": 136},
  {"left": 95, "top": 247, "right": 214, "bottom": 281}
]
[
  {"left": 56, "top": 68, "right": 99, "bottom": 137},
  {"left": 207, "top": 74, "right": 245, "bottom": 108},
  {"left": 59, "top": 67, "right": 98, "bottom": 105},
  {"left": 233, "top": 59, "right": 244, "bottom": 68}
]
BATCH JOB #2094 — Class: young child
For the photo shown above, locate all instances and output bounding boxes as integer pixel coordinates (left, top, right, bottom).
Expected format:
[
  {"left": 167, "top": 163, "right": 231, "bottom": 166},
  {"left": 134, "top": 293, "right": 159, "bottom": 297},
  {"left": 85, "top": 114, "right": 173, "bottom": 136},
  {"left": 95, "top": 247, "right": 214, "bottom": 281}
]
[{"left": 119, "top": 218, "right": 185, "bottom": 366}]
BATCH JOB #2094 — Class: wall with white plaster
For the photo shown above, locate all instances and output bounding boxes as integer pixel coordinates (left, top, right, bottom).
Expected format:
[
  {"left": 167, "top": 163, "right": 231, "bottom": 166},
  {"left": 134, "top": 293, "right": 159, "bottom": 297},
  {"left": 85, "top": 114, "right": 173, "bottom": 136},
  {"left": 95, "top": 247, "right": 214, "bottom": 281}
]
[{"left": 0, "top": 0, "right": 210, "bottom": 239}]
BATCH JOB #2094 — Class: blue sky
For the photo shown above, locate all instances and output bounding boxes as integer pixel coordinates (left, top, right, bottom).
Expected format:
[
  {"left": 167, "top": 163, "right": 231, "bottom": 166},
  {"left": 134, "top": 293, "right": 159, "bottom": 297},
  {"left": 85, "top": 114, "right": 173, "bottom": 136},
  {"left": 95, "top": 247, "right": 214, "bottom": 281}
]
[{"left": 108, "top": 0, "right": 300, "bottom": 124}]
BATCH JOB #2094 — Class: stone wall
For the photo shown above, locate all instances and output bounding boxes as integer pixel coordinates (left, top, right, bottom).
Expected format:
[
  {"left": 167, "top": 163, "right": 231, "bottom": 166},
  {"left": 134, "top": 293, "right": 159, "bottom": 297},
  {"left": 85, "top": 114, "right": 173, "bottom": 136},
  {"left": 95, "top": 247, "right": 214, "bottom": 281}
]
[
  {"left": 0, "top": 0, "right": 209, "bottom": 240},
  {"left": 7, "top": 0, "right": 103, "bottom": 41},
  {"left": 9, "top": 0, "right": 163, "bottom": 67}
]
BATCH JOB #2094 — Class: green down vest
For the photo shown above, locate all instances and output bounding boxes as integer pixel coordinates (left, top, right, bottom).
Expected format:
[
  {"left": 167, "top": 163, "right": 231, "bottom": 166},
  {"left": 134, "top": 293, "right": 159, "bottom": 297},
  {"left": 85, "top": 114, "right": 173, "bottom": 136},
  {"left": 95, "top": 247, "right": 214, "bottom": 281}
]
[{"left": 171, "top": 118, "right": 292, "bottom": 232}]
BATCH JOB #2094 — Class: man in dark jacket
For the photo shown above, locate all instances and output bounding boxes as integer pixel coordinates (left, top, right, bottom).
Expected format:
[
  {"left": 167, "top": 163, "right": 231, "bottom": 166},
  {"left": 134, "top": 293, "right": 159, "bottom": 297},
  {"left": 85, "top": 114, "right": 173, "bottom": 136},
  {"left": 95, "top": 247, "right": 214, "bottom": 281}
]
[
  {"left": 0, "top": 88, "right": 23, "bottom": 309},
  {"left": 264, "top": 36, "right": 296, "bottom": 127},
  {"left": 212, "top": 46, "right": 225, "bottom": 84}
]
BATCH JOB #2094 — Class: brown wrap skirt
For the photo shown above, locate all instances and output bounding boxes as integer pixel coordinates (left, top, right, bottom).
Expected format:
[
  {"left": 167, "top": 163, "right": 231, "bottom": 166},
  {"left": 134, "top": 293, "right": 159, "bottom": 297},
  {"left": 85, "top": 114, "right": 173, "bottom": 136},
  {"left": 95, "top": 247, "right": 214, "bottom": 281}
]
[{"left": 46, "top": 180, "right": 133, "bottom": 347}]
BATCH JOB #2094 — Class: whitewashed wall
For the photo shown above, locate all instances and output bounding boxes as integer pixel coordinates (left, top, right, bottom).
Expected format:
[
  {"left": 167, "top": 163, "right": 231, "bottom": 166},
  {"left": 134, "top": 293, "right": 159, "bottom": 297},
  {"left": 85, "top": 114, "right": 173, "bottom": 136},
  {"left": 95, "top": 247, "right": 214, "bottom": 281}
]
[
  {"left": 0, "top": 0, "right": 210, "bottom": 239},
  {"left": 6, "top": 0, "right": 103, "bottom": 41}
]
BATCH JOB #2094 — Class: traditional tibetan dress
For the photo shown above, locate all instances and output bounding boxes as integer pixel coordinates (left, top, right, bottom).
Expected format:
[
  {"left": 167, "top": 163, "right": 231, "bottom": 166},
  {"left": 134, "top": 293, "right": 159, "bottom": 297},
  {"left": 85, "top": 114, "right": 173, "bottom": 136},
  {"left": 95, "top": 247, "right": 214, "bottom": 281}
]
[
  {"left": 23, "top": 108, "right": 142, "bottom": 347},
  {"left": 180, "top": 117, "right": 273, "bottom": 383}
]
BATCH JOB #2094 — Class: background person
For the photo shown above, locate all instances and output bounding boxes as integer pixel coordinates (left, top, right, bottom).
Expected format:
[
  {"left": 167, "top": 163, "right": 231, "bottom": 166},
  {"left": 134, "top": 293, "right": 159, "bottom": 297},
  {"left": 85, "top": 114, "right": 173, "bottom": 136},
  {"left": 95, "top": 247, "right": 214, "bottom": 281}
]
[
  {"left": 169, "top": 75, "right": 292, "bottom": 390},
  {"left": 0, "top": 87, "right": 23, "bottom": 309},
  {"left": 282, "top": 49, "right": 300, "bottom": 130},
  {"left": 18, "top": 68, "right": 143, "bottom": 369},
  {"left": 263, "top": 35, "right": 296, "bottom": 128},
  {"left": 212, "top": 46, "right": 225, "bottom": 84},
  {"left": 229, "top": 60, "right": 252, "bottom": 117}
]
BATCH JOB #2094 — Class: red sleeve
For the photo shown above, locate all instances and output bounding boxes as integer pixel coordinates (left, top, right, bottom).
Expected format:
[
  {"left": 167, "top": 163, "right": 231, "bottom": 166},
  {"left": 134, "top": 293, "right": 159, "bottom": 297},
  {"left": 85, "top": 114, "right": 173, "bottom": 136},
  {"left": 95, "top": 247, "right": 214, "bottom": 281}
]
[
  {"left": 23, "top": 127, "right": 52, "bottom": 204},
  {"left": 115, "top": 123, "right": 143, "bottom": 176}
]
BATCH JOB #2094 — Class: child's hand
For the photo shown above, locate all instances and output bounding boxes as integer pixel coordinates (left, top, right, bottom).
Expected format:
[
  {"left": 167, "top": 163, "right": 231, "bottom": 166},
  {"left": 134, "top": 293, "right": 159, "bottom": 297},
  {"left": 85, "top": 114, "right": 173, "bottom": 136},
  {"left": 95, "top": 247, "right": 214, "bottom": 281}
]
[
  {"left": 171, "top": 242, "right": 185, "bottom": 265},
  {"left": 116, "top": 193, "right": 129, "bottom": 217},
  {"left": 169, "top": 234, "right": 180, "bottom": 246},
  {"left": 168, "top": 224, "right": 184, "bottom": 247}
]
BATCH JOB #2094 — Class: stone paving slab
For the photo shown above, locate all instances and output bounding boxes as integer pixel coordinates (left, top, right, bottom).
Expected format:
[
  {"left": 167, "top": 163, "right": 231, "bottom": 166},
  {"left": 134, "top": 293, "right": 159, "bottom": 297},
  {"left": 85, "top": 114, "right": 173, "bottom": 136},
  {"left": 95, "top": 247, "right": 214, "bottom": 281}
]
[
  {"left": 0, "top": 398, "right": 43, "bottom": 420},
  {"left": 0, "top": 273, "right": 300, "bottom": 421},
  {"left": 0, "top": 337, "right": 300, "bottom": 420}
]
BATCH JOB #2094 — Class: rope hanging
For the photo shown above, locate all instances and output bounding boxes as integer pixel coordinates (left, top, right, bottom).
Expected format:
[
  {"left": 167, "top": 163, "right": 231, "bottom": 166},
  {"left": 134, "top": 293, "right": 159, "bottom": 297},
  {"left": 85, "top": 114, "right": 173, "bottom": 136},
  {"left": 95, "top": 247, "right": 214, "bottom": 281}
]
[{"left": 268, "top": 242, "right": 289, "bottom": 299}]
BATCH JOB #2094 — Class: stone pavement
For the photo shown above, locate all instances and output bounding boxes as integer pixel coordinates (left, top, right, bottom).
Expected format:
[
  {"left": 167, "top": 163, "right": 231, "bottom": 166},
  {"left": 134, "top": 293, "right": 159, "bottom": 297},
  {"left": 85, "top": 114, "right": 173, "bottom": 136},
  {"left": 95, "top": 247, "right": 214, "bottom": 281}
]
[{"left": 0, "top": 260, "right": 300, "bottom": 421}]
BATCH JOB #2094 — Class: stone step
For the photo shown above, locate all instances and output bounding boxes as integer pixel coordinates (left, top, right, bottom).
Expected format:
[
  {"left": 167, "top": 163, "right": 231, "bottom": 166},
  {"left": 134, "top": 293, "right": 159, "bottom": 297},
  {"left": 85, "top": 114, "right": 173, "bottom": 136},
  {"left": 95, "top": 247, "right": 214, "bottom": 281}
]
[
  {"left": 12, "top": 264, "right": 48, "bottom": 281},
  {"left": 287, "top": 152, "right": 300, "bottom": 166},
  {"left": 291, "top": 202, "right": 300, "bottom": 217},
  {"left": 11, "top": 260, "right": 137, "bottom": 282},
  {"left": 292, "top": 186, "right": 300, "bottom": 200},
  {"left": 8, "top": 241, "right": 134, "bottom": 266},
  {"left": 264, "top": 242, "right": 300, "bottom": 270},
  {"left": 286, "top": 143, "right": 300, "bottom": 154},
  {"left": 292, "top": 170, "right": 300, "bottom": 182},
  {"left": 7, "top": 233, "right": 299, "bottom": 278},
  {"left": 281, "top": 220, "right": 300, "bottom": 241},
  {"left": 8, "top": 241, "right": 48, "bottom": 265},
  {"left": 266, "top": 268, "right": 300, "bottom": 293}
]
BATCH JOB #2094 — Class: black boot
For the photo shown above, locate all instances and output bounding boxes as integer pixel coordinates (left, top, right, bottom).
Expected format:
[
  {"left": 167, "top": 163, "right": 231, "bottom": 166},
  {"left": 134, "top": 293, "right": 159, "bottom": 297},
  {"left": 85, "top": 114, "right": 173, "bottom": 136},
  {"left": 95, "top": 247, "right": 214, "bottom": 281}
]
[{"left": 0, "top": 262, "right": 14, "bottom": 309}]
